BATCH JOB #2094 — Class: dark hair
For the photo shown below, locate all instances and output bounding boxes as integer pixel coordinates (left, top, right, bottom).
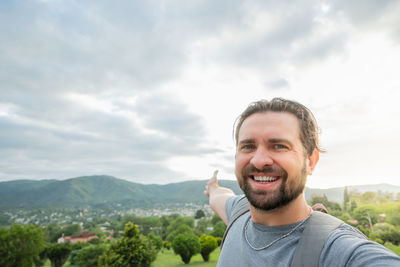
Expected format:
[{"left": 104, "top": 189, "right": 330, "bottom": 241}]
[{"left": 234, "top": 97, "right": 324, "bottom": 156}]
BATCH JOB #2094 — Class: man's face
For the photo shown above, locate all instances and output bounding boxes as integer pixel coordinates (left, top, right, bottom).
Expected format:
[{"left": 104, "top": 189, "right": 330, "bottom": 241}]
[{"left": 235, "top": 111, "right": 313, "bottom": 211}]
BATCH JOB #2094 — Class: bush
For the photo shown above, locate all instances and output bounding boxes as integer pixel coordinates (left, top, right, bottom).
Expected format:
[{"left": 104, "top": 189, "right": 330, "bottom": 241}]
[
  {"left": 0, "top": 224, "right": 45, "bottom": 267},
  {"left": 379, "top": 229, "right": 400, "bottom": 245},
  {"left": 163, "top": 241, "right": 171, "bottom": 250},
  {"left": 148, "top": 233, "right": 163, "bottom": 251},
  {"left": 215, "top": 237, "right": 223, "bottom": 246},
  {"left": 166, "top": 217, "right": 195, "bottom": 241},
  {"left": 166, "top": 224, "right": 193, "bottom": 243},
  {"left": 33, "top": 249, "right": 47, "bottom": 267},
  {"left": 199, "top": 234, "right": 218, "bottom": 262},
  {"left": 172, "top": 233, "right": 201, "bottom": 264},
  {"left": 46, "top": 243, "right": 72, "bottom": 267},
  {"left": 69, "top": 250, "right": 80, "bottom": 266},
  {"left": 99, "top": 222, "right": 157, "bottom": 267},
  {"left": 353, "top": 205, "right": 378, "bottom": 227},
  {"left": 194, "top": 210, "right": 205, "bottom": 219},
  {"left": 75, "top": 244, "right": 107, "bottom": 267},
  {"left": 211, "top": 214, "right": 223, "bottom": 226},
  {"left": 210, "top": 221, "right": 226, "bottom": 238}
]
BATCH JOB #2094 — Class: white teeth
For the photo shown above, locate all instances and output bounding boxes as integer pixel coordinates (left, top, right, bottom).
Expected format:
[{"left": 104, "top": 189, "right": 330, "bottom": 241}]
[{"left": 253, "top": 176, "right": 278, "bottom": 182}]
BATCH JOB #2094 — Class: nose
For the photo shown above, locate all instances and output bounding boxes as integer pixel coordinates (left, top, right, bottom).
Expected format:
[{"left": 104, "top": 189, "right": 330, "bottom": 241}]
[{"left": 249, "top": 147, "right": 273, "bottom": 170}]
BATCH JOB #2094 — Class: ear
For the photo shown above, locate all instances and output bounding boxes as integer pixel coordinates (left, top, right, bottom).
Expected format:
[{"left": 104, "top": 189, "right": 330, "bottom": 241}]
[{"left": 306, "top": 148, "right": 319, "bottom": 175}]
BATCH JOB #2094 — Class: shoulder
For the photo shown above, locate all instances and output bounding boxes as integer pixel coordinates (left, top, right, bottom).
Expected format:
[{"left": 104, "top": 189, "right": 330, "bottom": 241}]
[
  {"left": 321, "top": 223, "right": 400, "bottom": 266},
  {"left": 225, "top": 195, "right": 248, "bottom": 224}
]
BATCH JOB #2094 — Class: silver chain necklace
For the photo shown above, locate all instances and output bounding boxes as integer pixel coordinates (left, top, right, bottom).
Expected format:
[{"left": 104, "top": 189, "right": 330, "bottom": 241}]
[{"left": 244, "top": 210, "right": 312, "bottom": 251}]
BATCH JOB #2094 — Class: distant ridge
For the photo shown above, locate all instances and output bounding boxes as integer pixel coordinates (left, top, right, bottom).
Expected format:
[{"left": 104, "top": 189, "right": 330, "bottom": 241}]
[{"left": 1, "top": 175, "right": 399, "bottom": 208}]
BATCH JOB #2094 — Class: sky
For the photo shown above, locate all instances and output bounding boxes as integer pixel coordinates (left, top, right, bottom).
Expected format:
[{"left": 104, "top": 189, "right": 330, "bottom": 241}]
[{"left": 1, "top": 0, "right": 400, "bottom": 189}]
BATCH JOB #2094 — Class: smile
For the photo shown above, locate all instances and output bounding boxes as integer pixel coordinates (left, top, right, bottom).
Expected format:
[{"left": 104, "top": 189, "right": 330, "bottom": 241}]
[{"left": 252, "top": 176, "right": 279, "bottom": 183}]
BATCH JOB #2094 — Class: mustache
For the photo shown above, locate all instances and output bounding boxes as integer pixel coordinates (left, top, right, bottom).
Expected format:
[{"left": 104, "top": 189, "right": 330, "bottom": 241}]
[{"left": 242, "top": 165, "right": 287, "bottom": 178}]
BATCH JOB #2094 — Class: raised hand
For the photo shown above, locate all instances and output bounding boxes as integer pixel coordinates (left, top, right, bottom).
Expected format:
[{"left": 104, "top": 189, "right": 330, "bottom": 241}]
[{"left": 204, "top": 170, "right": 219, "bottom": 197}]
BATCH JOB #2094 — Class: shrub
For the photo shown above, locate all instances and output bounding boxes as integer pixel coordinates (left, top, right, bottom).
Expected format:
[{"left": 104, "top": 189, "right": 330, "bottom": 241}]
[
  {"left": 75, "top": 244, "right": 107, "bottom": 267},
  {"left": 148, "top": 233, "right": 163, "bottom": 251},
  {"left": 172, "top": 233, "right": 201, "bottom": 264},
  {"left": 210, "top": 221, "right": 226, "bottom": 237},
  {"left": 199, "top": 234, "right": 218, "bottom": 262},
  {"left": 0, "top": 224, "right": 45, "bottom": 267},
  {"left": 163, "top": 241, "right": 171, "bottom": 250},
  {"left": 99, "top": 222, "right": 157, "bottom": 267},
  {"left": 46, "top": 243, "right": 72, "bottom": 267}
]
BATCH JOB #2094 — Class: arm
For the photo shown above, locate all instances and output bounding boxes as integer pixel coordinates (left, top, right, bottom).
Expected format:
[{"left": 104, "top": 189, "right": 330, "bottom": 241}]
[{"left": 204, "top": 170, "right": 236, "bottom": 225}]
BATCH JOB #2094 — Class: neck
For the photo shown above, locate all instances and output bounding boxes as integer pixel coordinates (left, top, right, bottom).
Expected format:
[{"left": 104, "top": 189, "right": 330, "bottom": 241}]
[{"left": 249, "top": 193, "right": 310, "bottom": 226}]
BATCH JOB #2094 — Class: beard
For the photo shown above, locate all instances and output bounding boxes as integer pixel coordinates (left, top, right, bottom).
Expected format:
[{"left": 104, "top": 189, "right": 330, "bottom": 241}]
[{"left": 238, "top": 164, "right": 307, "bottom": 211}]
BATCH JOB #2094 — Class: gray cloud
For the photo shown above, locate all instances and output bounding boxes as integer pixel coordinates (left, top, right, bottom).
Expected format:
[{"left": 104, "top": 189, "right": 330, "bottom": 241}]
[
  {"left": 331, "top": 0, "right": 397, "bottom": 23},
  {"left": 1, "top": 0, "right": 399, "bottom": 183},
  {"left": 267, "top": 78, "right": 290, "bottom": 89},
  {"left": 0, "top": 89, "right": 218, "bottom": 182}
]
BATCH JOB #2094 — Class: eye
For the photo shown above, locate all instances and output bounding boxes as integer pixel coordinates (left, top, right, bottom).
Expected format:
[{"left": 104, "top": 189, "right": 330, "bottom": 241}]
[
  {"left": 241, "top": 144, "right": 255, "bottom": 150},
  {"left": 273, "top": 144, "right": 288, "bottom": 150}
]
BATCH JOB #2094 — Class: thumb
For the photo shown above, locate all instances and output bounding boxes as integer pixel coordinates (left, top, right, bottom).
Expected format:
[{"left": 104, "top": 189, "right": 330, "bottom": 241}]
[{"left": 211, "top": 170, "right": 219, "bottom": 183}]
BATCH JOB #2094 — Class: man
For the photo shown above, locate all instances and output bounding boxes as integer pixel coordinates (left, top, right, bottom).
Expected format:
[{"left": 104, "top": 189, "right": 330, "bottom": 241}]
[{"left": 204, "top": 98, "right": 400, "bottom": 266}]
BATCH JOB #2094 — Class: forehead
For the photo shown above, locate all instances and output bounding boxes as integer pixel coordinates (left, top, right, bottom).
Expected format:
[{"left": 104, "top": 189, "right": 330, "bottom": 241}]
[{"left": 238, "top": 111, "right": 301, "bottom": 141}]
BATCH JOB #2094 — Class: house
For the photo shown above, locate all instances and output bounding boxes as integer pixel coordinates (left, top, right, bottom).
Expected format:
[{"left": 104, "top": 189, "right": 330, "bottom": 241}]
[{"left": 57, "top": 231, "right": 99, "bottom": 244}]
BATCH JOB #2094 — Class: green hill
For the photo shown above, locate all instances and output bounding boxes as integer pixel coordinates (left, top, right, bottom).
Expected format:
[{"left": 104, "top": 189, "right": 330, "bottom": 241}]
[
  {"left": 0, "top": 175, "right": 398, "bottom": 208},
  {"left": 0, "top": 175, "right": 242, "bottom": 208}
]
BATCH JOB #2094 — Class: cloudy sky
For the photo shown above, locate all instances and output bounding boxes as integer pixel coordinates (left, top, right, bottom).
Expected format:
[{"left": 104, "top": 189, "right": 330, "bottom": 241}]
[{"left": 1, "top": 0, "right": 400, "bottom": 188}]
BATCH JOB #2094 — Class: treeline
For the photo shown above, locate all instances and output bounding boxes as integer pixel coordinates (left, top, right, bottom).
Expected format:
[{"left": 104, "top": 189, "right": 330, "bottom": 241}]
[
  {"left": 309, "top": 188, "right": 400, "bottom": 255},
  {"left": 0, "top": 210, "right": 226, "bottom": 266}
]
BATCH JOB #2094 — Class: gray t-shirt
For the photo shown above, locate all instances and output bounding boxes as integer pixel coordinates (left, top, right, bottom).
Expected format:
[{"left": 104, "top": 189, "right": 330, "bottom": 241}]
[{"left": 217, "top": 195, "right": 400, "bottom": 267}]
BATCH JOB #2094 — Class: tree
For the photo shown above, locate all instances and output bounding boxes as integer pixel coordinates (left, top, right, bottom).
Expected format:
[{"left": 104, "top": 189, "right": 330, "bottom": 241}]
[
  {"left": 350, "top": 200, "right": 358, "bottom": 213},
  {"left": 210, "top": 221, "right": 226, "bottom": 237},
  {"left": 147, "top": 233, "right": 163, "bottom": 251},
  {"left": 172, "top": 233, "right": 201, "bottom": 264},
  {"left": 361, "top": 192, "right": 377, "bottom": 203},
  {"left": 166, "top": 224, "right": 193, "bottom": 242},
  {"left": 140, "top": 217, "right": 162, "bottom": 235},
  {"left": 211, "top": 214, "right": 223, "bottom": 226},
  {"left": 166, "top": 216, "right": 195, "bottom": 238},
  {"left": 75, "top": 244, "right": 107, "bottom": 267},
  {"left": 33, "top": 249, "right": 47, "bottom": 267},
  {"left": 199, "top": 234, "right": 218, "bottom": 262},
  {"left": 343, "top": 186, "right": 350, "bottom": 211},
  {"left": 194, "top": 209, "right": 206, "bottom": 219},
  {"left": 194, "top": 217, "right": 210, "bottom": 236},
  {"left": 379, "top": 228, "right": 400, "bottom": 245},
  {"left": 310, "top": 194, "right": 341, "bottom": 212},
  {"left": 353, "top": 205, "right": 378, "bottom": 228},
  {"left": 62, "top": 224, "right": 81, "bottom": 236},
  {"left": 46, "top": 243, "right": 72, "bottom": 267},
  {"left": 99, "top": 222, "right": 157, "bottom": 267},
  {"left": 44, "top": 224, "right": 62, "bottom": 243},
  {"left": 0, "top": 223, "right": 45, "bottom": 267}
]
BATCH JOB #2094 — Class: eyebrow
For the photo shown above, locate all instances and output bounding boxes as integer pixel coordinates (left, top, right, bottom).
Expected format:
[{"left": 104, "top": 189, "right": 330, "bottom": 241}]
[
  {"left": 268, "top": 138, "right": 293, "bottom": 146},
  {"left": 238, "top": 138, "right": 293, "bottom": 146},
  {"left": 238, "top": 139, "right": 256, "bottom": 146}
]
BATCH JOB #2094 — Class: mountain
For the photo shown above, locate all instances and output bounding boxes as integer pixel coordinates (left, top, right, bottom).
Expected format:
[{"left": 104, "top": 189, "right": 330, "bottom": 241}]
[
  {"left": 0, "top": 175, "right": 399, "bottom": 208},
  {"left": 0, "top": 175, "right": 242, "bottom": 208},
  {"left": 0, "top": 179, "right": 57, "bottom": 195}
]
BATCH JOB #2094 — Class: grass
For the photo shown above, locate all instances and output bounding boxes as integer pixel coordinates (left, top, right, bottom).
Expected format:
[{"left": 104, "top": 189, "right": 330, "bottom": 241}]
[
  {"left": 153, "top": 249, "right": 220, "bottom": 267},
  {"left": 42, "top": 248, "right": 220, "bottom": 267}
]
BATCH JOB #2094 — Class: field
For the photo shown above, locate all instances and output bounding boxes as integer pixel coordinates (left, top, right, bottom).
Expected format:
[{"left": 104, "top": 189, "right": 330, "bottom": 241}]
[
  {"left": 43, "top": 248, "right": 220, "bottom": 267},
  {"left": 153, "top": 249, "right": 220, "bottom": 267}
]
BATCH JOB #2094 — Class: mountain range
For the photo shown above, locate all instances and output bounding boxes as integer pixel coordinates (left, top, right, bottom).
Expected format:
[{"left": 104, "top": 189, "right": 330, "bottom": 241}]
[{"left": 0, "top": 175, "right": 399, "bottom": 208}]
